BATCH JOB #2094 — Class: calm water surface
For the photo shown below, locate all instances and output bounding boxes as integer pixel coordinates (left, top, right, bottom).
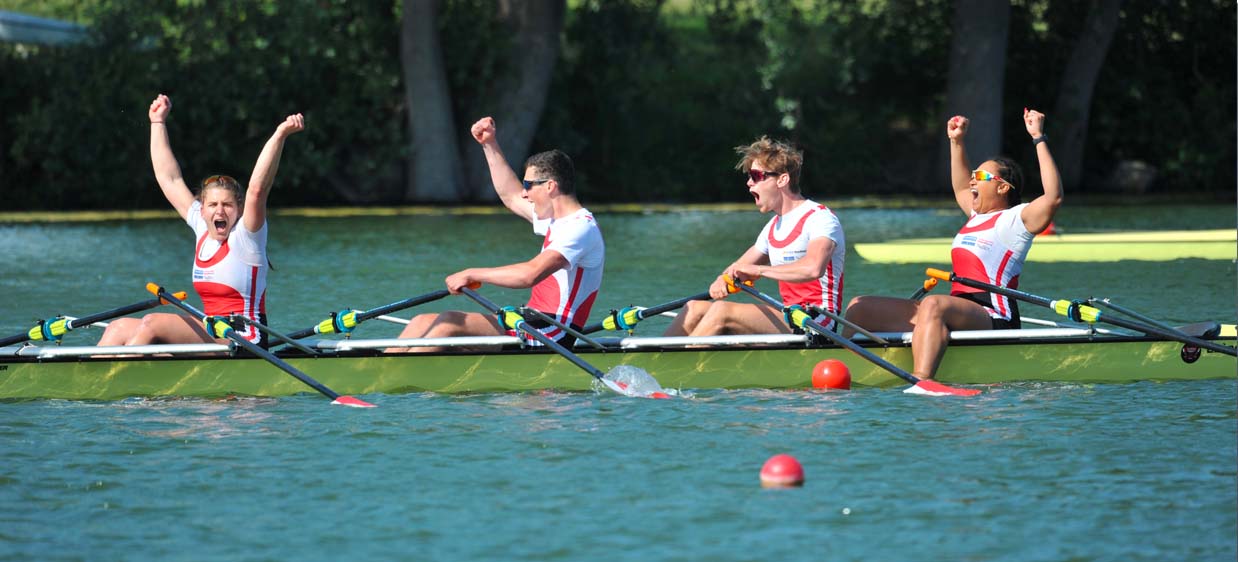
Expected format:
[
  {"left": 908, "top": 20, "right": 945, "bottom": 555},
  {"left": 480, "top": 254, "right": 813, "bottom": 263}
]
[{"left": 1, "top": 205, "right": 1235, "bottom": 560}]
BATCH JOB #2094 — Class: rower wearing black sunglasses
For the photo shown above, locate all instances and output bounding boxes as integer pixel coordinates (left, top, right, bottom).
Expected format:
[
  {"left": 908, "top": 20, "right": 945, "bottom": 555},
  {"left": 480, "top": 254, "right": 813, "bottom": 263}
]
[
  {"left": 98, "top": 94, "right": 303, "bottom": 348},
  {"left": 390, "top": 116, "right": 604, "bottom": 352},
  {"left": 664, "top": 136, "right": 845, "bottom": 338},
  {"left": 843, "top": 108, "right": 1064, "bottom": 381}
]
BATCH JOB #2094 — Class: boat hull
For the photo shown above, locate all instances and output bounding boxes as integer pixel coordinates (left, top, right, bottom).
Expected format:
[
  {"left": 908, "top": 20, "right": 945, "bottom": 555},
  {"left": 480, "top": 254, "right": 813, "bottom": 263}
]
[{"left": 1, "top": 336, "right": 1232, "bottom": 400}]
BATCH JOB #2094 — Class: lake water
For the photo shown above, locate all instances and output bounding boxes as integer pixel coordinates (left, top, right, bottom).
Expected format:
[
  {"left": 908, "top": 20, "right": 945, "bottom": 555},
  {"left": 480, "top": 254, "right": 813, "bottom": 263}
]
[{"left": 1, "top": 204, "right": 1235, "bottom": 560}]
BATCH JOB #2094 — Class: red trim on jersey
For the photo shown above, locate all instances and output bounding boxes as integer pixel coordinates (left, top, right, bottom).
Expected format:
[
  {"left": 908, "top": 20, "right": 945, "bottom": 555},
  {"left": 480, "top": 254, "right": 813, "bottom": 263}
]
[
  {"left": 991, "top": 250, "right": 1015, "bottom": 316},
  {"left": 767, "top": 205, "right": 824, "bottom": 249},
  {"left": 956, "top": 213, "right": 1001, "bottom": 235},
  {"left": 194, "top": 233, "right": 231, "bottom": 267}
]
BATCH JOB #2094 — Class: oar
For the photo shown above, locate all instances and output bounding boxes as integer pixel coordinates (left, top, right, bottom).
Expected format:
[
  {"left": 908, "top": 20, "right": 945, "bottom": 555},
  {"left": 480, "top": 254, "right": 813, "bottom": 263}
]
[
  {"left": 285, "top": 289, "right": 452, "bottom": 340},
  {"left": 730, "top": 278, "right": 981, "bottom": 396},
  {"left": 925, "top": 269, "right": 1238, "bottom": 357},
  {"left": 459, "top": 286, "right": 670, "bottom": 399},
  {"left": 910, "top": 277, "right": 939, "bottom": 301},
  {"left": 582, "top": 291, "right": 712, "bottom": 334},
  {"left": 0, "top": 291, "right": 188, "bottom": 347},
  {"left": 145, "top": 283, "right": 376, "bottom": 407}
]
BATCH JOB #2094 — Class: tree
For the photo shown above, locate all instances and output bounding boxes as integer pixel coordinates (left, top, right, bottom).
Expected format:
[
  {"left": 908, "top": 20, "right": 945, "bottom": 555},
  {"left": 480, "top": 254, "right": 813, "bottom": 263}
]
[
  {"left": 1051, "top": 0, "right": 1122, "bottom": 189},
  {"left": 401, "top": 0, "right": 465, "bottom": 201},
  {"left": 940, "top": 0, "right": 1010, "bottom": 181},
  {"left": 399, "top": 0, "right": 565, "bottom": 203}
]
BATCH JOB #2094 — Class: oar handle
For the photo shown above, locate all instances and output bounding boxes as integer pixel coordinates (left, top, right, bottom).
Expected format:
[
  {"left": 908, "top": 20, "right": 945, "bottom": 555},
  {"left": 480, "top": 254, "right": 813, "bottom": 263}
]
[{"left": 909, "top": 278, "right": 938, "bottom": 301}]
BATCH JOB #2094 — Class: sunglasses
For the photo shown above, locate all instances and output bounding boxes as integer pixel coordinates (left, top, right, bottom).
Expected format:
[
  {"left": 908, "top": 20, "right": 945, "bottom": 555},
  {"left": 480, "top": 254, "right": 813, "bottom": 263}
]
[
  {"left": 521, "top": 178, "right": 551, "bottom": 190},
  {"left": 747, "top": 169, "right": 781, "bottom": 183},
  {"left": 971, "top": 169, "right": 1006, "bottom": 184},
  {"left": 201, "top": 175, "right": 239, "bottom": 189}
]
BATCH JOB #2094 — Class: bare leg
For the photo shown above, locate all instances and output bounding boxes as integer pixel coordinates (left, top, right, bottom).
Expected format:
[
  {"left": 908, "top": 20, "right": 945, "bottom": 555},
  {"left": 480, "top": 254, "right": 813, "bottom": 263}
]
[
  {"left": 98, "top": 317, "right": 142, "bottom": 346},
  {"left": 909, "top": 295, "right": 993, "bottom": 379},
  {"left": 125, "top": 313, "right": 214, "bottom": 345},
  {"left": 841, "top": 296, "right": 917, "bottom": 337},
  {"left": 388, "top": 311, "right": 504, "bottom": 353},
  {"left": 663, "top": 300, "right": 713, "bottom": 336},
  {"left": 688, "top": 301, "right": 789, "bottom": 337}
]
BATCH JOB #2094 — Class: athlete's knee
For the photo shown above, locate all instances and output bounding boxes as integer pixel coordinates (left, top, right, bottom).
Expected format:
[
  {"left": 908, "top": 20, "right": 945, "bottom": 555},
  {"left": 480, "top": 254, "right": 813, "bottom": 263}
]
[{"left": 915, "top": 295, "right": 950, "bottom": 322}]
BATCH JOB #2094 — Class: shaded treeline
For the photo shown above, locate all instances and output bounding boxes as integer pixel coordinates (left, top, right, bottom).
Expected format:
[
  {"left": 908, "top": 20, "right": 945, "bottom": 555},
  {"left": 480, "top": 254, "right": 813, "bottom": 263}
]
[{"left": 0, "top": 0, "right": 1233, "bottom": 210}]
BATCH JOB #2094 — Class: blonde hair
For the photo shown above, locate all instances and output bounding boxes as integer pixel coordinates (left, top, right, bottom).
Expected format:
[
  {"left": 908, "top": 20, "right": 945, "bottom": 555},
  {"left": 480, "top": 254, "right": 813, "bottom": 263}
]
[{"left": 734, "top": 136, "right": 804, "bottom": 192}]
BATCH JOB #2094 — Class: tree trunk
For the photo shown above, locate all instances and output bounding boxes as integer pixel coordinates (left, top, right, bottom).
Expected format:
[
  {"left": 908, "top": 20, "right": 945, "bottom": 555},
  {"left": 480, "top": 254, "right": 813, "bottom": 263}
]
[
  {"left": 400, "top": 0, "right": 464, "bottom": 202},
  {"left": 1053, "top": 0, "right": 1123, "bottom": 190},
  {"left": 937, "top": 0, "right": 1010, "bottom": 187},
  {"left": 462, "top": 0, "right": 565, "bottom": 200}
]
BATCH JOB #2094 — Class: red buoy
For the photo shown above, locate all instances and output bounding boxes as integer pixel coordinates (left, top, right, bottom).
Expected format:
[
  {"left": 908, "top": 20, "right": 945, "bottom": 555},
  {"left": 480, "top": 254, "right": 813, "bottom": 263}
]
[
  {"left": 812, "top": 359, "right": 851, "bottom": 390},
  {"left": 760, "top": 454, "right": 805, "bottom": 488}
]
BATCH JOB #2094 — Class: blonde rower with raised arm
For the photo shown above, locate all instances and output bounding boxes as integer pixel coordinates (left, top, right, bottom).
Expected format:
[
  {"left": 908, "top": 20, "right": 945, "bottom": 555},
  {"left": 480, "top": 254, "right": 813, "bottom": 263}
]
[
  {"left": 843, "top": 108, "right": 1063, "bottom": 380},
  {"left": 98, "top": 94, "right": 304, "bottom": 348}
]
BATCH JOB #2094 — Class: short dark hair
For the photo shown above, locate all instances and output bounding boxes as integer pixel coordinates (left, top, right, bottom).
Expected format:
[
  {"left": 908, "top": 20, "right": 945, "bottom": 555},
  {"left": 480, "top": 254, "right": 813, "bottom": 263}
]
[
  {"left": 524, "top": 149, "right": 576, "bottom": 195},
  {"left": 990, "top": 156, "right": 1024, "bottom": 206}
]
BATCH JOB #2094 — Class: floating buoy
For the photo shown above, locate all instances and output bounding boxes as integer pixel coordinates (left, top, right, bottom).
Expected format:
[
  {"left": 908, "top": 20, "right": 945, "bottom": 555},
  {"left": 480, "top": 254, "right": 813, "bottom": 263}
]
[
  {"left": 760, "top": 454, "right": 804, "bottom": 488},
  {"left": 812, "top": 359, "right": 851, "bottom": 390}
]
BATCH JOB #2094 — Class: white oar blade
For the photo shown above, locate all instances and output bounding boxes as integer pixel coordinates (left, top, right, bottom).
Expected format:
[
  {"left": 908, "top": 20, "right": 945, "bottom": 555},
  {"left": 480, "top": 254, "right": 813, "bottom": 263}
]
[{"left": 903, "top": 380, "right": 981, "bottom": 397}]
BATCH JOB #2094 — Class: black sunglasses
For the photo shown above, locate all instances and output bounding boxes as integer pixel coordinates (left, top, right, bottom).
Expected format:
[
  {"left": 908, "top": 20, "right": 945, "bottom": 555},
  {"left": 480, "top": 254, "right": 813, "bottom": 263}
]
[{"left": 521, "top": 178, "right": 552, "bottom": 190}]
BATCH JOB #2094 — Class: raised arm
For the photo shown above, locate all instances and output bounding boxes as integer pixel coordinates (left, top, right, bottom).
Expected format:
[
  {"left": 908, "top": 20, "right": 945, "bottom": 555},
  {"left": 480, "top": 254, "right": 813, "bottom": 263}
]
[
  {"left": 946, "top": 115, "right": 974, "bottom": 215},
  {"left": 148, "top": 94, "right": 195, "bottom": 221},
  {"left": 243, "top": 113, "right": 305, "bottom": 233},
  {"left": 1019, "top": 108, "right": 1063, "bottom": 234},
  {"left": 471, "top": 117, "right": 533, "bottom": 222}
]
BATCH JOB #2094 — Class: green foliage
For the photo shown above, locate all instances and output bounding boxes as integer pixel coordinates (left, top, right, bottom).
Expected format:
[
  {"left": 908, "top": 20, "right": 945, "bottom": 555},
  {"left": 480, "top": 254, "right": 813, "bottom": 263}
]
[{"left": 2, "top": 0, "right": 1234, "bottom": 209}]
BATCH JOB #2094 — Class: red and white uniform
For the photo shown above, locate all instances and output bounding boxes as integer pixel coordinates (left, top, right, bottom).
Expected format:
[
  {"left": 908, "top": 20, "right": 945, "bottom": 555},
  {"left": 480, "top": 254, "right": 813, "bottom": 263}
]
[
  {"left": 187, "top": 200, "right": 268, "bottom": 344},
  {"left": 523, "top": 209, "right": 604, "bottom": 343},
  {"left": 950, "top": 204, "right": 1034, "bottom": 321},
  {"left": 755, "top": 200, "right": 846, "bottom": 318}
]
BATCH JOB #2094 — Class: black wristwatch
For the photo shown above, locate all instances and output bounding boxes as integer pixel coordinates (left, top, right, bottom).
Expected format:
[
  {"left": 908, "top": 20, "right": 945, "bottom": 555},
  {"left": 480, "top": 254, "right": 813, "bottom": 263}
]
[{"left": 1033, "top": 135, "right": 1048, "bottom": 146}]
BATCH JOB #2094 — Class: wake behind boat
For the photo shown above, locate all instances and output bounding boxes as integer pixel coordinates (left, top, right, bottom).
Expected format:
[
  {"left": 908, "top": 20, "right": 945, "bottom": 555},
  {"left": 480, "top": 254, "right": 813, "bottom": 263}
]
[
  {"left": 854, "top": 228, "right": 1236, "bottom": 263},
  {"left": 1, "top": 322, "right": 1233, "bottom": 401}
]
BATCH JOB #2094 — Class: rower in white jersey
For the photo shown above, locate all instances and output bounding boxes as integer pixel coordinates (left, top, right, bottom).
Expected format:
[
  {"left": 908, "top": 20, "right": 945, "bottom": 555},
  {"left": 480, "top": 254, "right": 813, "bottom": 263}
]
[
  {"left": 98, "top": 94, "right": 304, "bottom": 349},
  {"left": 664, "top": 136, "right": 845, "bottom": 338},
  {"left": 844, "top": 108, "right": 1064, "bottom": 381},
  {"left": 391, "top": 116, "right": 604, "bottom": 352}
]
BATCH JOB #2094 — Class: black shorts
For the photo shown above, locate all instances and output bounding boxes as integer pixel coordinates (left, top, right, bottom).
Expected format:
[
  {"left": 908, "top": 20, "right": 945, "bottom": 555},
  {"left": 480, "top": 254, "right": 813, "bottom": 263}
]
[
  {"left": 222, "top": 313, "right": 270, "bottom": 349},
  {"left": 952, "top": 293, "right": 1021, "bottom": 330}
]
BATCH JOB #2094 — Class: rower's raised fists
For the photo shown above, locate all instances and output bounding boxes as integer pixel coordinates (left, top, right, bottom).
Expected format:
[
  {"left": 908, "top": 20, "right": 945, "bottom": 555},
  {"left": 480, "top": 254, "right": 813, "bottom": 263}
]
[
  {"left": 1023, "top": 108, "right": 1045, "bottom": 138},
  {"left": 471, "top": 116, "right": 497, "bottom": 145},
  {"left": 946, "top": 115, "right": 968, "bottom": 141},
  {"left": 276, "top": 113, "right": 306, "bottom": 137},
  {"left": 149, "top": 94, "right": 171, "bottom": 124}
]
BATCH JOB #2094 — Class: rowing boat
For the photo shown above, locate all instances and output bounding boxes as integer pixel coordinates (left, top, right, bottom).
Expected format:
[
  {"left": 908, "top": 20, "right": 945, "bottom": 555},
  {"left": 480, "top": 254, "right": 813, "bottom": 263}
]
[
  {"left": 2, "top": 324, "right": 1233, "bottom": 401},
  {"left": 854, "top": 229, "right": 1236, "bottom": 263}
]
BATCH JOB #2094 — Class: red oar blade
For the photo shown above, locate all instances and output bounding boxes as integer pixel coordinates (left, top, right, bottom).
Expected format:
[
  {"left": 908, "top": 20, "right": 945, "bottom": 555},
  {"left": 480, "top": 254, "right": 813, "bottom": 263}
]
[
  {"left": 603, "top": 376, "right": 674, "bottom": 399},
  {"left": 331, "top": 395, "right": 378, "bottom": 408},
  {"left": 903, "top": 380, "right": 982, "bottom": 397}
]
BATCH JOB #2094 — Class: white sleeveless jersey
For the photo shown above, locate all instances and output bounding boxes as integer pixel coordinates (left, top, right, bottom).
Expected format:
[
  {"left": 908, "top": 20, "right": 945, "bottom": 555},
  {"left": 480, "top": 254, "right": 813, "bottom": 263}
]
[
  {"left": 526, "top": 208, "right": 605, "bottom": 342},
  {"left": 950, "top": 204, "right": 1034, "bottom": 320},
  {"left": 754, "top": 200, "right": 846, "bottom": 315},
  {"left": 187, "top": 200, "right": 268, "bottom": 344}
]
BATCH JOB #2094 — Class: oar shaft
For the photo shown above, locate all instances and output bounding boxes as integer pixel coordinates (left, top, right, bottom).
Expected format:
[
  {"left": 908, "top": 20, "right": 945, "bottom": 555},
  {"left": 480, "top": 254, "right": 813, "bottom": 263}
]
[
  {"left": 461, "top": 288, "right": 607, "bottom": 381},
  {"left": 286, "top": 289, "right": 451, "bottom": 340},
  {"left": 147, "top": 284, "right": 356, "bottom": 402},
  {"left": 737, "top": 284, "right": 920, "bottom": 385},
  {"left": 0, "top": 294, "right": 185, "bottom": 347},
  {"left": 927, "top": 269, "right": 1237, "bottom": 357},
  {"left": 582, "top": 291, "right": 711, "bottom": 334}
]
